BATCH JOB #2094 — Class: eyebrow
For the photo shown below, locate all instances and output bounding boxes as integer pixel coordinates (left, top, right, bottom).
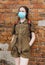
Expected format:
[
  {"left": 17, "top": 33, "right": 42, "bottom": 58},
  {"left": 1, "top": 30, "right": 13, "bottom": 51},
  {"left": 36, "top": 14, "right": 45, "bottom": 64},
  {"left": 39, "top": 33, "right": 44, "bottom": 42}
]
[{"left": 20, "top": 10, "right": 25, "bottom": 12}]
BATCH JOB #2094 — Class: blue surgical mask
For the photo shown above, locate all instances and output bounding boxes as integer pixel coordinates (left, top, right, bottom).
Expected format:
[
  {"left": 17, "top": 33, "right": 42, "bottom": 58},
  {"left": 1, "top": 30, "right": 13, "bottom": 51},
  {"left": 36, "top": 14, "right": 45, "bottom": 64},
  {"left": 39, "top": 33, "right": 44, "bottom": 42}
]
[{"left": 18, "top": 12, "right": 26, "bottom": 19}]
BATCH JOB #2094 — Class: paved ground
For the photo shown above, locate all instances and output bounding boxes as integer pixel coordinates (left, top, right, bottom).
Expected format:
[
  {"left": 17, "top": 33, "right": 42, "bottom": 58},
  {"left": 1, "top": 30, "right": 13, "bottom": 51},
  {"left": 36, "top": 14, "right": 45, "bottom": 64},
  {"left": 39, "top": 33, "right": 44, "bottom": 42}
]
[{"left": 0, "top": 43, "right": 15, "bottom": 65}]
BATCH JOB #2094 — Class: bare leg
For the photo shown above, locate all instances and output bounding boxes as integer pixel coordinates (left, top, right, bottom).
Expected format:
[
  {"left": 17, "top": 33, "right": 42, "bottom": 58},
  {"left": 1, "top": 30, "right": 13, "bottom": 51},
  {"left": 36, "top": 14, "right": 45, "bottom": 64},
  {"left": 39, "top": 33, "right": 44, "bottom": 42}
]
[
  {"left": 14, "top": 57, "right": 20, "bottom": 65},
  {"left": 20, "top": 56, "right": 29, "bottom": 65}
]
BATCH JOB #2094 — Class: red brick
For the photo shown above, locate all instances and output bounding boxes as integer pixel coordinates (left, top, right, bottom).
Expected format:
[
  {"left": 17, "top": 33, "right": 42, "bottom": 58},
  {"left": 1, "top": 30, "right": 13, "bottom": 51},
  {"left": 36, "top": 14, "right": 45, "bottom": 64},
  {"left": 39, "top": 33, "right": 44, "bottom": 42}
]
[
  {"left": 33, "top": 3, "right": 45, "bottom": 9},
  {"left": 0, "top": 0, "right": 45, "bottom": 65}
]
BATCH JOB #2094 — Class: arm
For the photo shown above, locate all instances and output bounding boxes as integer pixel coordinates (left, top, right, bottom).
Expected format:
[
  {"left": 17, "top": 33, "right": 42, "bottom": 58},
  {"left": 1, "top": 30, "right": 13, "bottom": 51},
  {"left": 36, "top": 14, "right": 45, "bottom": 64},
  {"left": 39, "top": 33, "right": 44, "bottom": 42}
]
[
  {"left": 29, "top": 32, "right": 35, "bottom": 46},
  {"left": 11, "top": 24, "right": 16, "bottom": 43},
  {"left": 29, "top": 21, "right": 35, "bottom": 46},
  {"left": 10, "top": 24, "right": 17, "bottom": 48},
  {"left": 11, "top": 35, "right": 15, "bottom": 42}
]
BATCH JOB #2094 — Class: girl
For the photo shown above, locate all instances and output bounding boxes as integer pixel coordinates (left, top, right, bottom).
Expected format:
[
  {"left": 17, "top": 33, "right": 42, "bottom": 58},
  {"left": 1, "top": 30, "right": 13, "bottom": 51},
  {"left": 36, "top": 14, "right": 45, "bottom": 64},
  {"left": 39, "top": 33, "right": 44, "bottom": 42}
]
[{"left": 11, "top": 6, "right": 35, "bottom": 65}]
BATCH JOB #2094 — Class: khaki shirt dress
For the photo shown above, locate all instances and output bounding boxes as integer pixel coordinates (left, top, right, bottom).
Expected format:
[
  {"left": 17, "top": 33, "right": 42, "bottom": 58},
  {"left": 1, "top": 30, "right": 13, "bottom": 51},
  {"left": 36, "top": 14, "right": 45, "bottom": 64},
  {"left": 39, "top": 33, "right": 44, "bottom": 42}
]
[{"left": 11, "top": 19, "right": 35, "bottom": 58}]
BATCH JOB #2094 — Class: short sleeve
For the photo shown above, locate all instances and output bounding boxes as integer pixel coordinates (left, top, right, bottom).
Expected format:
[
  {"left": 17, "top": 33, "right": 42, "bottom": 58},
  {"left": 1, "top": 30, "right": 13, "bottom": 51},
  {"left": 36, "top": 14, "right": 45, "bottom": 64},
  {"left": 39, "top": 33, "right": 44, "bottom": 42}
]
[
  {"left": 30, "top": 22, "right": 35, "bottom": 32},
  {"left": 12, "top": 24, "right": 16, "bottom": 35}
]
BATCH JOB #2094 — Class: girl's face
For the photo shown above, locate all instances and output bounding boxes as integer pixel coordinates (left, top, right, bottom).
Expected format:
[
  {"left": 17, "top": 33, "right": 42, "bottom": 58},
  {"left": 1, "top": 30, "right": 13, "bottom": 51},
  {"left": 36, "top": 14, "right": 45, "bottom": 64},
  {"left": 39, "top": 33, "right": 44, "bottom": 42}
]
[{"left": 18, "top": 7, "right": 26, "bottom": 19}]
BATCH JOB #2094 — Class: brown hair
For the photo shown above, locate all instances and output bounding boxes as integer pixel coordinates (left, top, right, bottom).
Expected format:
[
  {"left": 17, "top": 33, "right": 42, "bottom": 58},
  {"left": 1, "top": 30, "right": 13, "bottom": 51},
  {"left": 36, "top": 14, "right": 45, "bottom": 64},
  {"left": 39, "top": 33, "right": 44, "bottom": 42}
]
[{"left": 14, "top": 6, "right": 30, "bottom": 24}]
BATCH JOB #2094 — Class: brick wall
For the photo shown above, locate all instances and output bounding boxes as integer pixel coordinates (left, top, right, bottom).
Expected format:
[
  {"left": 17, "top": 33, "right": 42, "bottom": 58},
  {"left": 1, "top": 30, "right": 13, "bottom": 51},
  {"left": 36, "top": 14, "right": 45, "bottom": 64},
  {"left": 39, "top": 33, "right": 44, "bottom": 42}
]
[{"left": 0, "top": 0, "right": 45, "bottom": 65}]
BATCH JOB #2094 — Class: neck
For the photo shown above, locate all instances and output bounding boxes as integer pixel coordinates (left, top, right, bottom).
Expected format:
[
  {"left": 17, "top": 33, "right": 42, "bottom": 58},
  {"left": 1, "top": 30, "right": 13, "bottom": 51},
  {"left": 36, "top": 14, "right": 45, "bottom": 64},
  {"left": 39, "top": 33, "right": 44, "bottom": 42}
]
[{"left": 20, "top": 18, "right": 26, "bottom": 23}]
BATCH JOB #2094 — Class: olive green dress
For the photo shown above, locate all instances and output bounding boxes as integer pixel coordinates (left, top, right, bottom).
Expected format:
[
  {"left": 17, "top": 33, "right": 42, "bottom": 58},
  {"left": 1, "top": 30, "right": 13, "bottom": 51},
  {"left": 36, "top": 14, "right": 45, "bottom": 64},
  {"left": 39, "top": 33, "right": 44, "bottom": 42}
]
[{"left": 11, "top": 19, "right": 35, "bottom": 58}]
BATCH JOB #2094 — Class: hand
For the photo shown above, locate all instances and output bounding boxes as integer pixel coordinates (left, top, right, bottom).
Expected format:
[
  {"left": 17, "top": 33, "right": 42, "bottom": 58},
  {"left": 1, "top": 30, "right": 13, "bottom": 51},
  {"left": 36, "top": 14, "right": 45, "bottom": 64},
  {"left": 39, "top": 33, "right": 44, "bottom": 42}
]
[
  {"left": 10, "top": 40, "right": 13, "bottom": 48},
  {"left": 29, "top": 42, "right": 30, "bottom": 46}
]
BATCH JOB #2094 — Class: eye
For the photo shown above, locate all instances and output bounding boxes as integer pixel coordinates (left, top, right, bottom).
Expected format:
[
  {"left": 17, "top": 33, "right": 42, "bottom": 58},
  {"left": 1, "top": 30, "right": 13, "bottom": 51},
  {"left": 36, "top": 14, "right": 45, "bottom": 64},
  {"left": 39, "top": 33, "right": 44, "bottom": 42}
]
[
  {"left": 19, "top": 11, "right": 25, "bottom": 12},
  {"left": 22, "top": 11, "right": 25, "bottom": 12}
]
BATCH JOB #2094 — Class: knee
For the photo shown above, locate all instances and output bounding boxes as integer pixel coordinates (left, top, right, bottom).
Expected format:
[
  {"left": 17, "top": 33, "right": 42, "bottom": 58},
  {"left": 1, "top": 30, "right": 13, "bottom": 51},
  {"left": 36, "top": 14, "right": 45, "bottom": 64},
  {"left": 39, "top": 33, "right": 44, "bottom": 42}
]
[{"left": 20, "top": 56, "right": 29, "bottom": 65}]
